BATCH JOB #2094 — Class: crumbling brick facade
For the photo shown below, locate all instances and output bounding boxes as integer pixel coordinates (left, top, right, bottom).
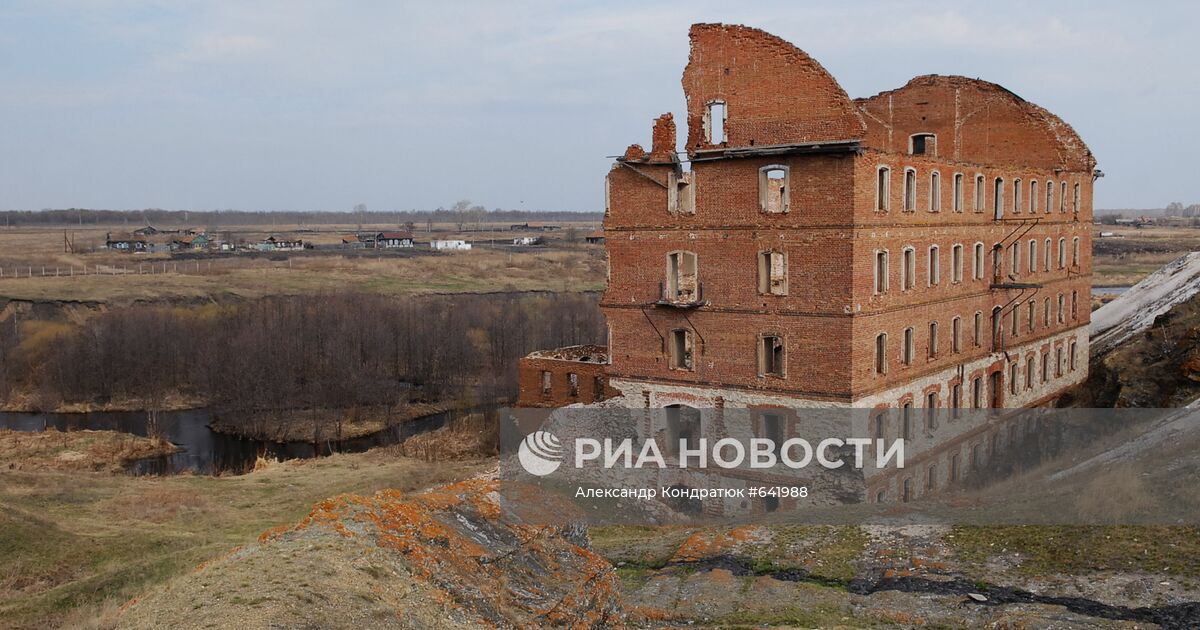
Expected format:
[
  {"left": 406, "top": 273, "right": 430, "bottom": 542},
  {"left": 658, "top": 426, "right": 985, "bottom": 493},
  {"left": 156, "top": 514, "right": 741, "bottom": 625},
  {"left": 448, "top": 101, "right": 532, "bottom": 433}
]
[{"left": 522, "top": 23, "right": 1096, "bottom": 415}]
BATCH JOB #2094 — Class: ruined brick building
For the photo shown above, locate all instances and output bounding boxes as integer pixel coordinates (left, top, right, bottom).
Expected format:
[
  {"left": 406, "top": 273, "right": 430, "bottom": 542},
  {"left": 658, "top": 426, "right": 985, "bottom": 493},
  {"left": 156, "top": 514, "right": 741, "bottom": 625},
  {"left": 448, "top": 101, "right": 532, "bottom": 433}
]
[{"left": 519, "top": 23, "right": 1096, "bottom": 414}]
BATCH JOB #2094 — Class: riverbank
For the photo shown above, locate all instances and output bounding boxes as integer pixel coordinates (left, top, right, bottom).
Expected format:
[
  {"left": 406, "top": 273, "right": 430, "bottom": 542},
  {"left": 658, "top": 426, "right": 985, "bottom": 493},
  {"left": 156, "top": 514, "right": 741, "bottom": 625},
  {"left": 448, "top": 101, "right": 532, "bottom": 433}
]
[
  {"left": 0, "top": 429, "right": 179, "bottom": 473},
  {"left": 0, "top": 392, "right": 205, "bottom": 414},
  {"left": 206, "top": 400, "right": 479, "bottom": 442}
]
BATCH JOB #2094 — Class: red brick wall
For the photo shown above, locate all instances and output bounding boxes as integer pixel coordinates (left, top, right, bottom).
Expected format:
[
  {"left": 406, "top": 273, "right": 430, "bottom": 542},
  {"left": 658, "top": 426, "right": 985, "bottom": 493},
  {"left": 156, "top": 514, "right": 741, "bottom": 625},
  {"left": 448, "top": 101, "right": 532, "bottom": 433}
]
[
  {"left": 595, "top": 24, "right": 1095, "bottom": 407},
  {"left": 856, "top": 75, "right": 1095, "bottom": 173},
  {"left": 682, "top": 23, "right": 865, "bottom": 152},
  {"left": 516, "top": 357, "right": 611, "bottom": 408}
]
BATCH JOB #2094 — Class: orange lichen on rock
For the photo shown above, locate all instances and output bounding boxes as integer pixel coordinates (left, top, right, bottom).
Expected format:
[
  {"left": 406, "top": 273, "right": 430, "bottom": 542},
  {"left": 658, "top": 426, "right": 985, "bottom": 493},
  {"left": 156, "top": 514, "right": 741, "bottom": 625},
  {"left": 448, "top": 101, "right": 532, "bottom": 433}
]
[{"left": 250, "top": 478, "right": 624, "bottom": 627}]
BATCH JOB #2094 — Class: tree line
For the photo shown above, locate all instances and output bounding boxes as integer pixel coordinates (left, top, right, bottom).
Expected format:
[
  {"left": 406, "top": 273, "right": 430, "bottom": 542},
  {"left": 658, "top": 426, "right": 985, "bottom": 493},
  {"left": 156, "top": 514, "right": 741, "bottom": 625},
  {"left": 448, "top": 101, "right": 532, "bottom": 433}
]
[{"left": 0, "top": 292, "right": 604, "bottom": 414}]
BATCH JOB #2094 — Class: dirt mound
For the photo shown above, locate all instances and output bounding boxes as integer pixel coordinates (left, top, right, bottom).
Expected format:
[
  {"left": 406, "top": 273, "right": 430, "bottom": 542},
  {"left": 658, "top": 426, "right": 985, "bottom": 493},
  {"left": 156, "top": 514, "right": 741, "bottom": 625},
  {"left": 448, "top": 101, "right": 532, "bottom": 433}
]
[{"left": 115, "top": 479, "right": 622, "bottom": 629}]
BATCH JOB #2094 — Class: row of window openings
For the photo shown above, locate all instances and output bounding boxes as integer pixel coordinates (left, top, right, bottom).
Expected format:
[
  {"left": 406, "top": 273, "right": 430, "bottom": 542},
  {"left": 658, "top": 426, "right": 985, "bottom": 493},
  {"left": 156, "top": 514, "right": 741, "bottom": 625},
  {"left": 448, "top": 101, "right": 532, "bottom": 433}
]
[
  {"left": 667, "top": 329, "right": 784, "bottom": 377},
  {"left": 664, "top": 250, "right": 786, "bottom": 301},
  {"left": 873, "top": 238, "right": 1081, "bottom": 294},
  {"left": 540, "top": 371, "right": 606, "bottom": 400},
  {"left": 664, "top": 240, "right": 1080, "bottom": 304},
  {"left": 667, "top": 165, "right": 788, "bottom": 216},
  {"left": 873, "top": 343, "right": 1078, "bottom": 440},
  {"left": 874, "top": 296, "right": 1078, "bottom": 374},
  {"left": 876, "top": 168, "right": 1082, "bottom": 217},
  {"left": 883, "top": 417, "right": 1038, "bottom": 503}
]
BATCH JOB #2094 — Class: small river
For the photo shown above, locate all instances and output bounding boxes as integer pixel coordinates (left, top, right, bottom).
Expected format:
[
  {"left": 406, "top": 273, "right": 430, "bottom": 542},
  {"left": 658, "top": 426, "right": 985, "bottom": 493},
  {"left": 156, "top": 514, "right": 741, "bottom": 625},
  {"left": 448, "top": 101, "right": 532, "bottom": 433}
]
[
  {"left": 1092, "top": 286, "right": 1131, "bottom": 296},
  {"left": 0, "top": 407, "right": 477, "bottom": 475}
]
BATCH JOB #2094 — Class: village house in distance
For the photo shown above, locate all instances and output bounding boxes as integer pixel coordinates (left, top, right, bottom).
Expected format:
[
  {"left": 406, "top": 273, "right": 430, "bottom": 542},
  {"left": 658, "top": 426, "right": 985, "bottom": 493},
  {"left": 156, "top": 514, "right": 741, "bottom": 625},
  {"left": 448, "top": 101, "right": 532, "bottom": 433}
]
[{"left": 519, "top": 23, "right": 1095, "bottom": 412}]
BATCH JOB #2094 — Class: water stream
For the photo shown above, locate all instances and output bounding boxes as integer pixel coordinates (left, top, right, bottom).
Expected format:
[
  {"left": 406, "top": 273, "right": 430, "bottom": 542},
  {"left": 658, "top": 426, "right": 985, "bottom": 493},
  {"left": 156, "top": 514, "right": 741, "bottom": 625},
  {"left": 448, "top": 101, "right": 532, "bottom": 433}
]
[{"left": 0, "top": 407, "right": 474, "bottom": 475}]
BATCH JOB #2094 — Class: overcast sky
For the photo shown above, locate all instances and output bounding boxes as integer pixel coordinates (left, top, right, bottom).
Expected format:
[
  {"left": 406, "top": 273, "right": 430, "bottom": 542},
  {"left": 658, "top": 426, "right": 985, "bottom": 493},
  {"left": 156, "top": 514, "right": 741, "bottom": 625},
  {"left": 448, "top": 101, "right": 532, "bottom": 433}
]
[{"left": 1, "top": 1, "right": 1195, "bottom": 212}]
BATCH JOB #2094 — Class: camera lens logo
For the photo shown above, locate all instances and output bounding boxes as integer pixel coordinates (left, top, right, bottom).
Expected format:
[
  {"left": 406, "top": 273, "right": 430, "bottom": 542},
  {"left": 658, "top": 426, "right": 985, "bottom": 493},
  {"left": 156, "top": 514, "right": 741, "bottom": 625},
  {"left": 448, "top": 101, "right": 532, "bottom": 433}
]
[{"left": 518, "top": 431, "right": 563, "bottom": 476}]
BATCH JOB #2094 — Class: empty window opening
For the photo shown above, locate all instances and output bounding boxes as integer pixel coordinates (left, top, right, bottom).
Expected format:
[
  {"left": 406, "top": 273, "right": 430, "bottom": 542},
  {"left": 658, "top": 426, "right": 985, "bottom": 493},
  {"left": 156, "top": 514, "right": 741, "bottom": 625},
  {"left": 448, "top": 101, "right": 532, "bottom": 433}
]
[
  {"left": 953, "top": 173, "right": 964, "bottom": 212},
  {"left": 928, "top": 245, "right": 940, "bottom": 286},
  {"left": 974, "top": 174, "right": 985, "bottom": 212},
  {"left": 972, "top": 377, "right": 983, "bottom": 408},
  {"left": 1013, "top": 179, "right": 1023, "bottom": 214},
  {"left": 762, "top": 413, "right": 784, "bottom": 456},
  {"left": 1056, "top": 346, "right": 1064, "bottom": 377},
  {"left": 1072, "top": 237, "right": 1080, "bottom": 267},
  {"left": 1029, "top": 239, "right": 1038, "bottom": 273},
  {"left": 1010, "top": 304, "right": 1020, "bottom": 337},
  {"left": 902, "top": 403, "right": 913, "bottom": 439},
  {"left": 991, "top": 306, "right": 1003, "bottom": 351},
  {"left": 1069, "top": 341, "right": 1078, "bottom": 370},
  {"left": 1027, "top": 300, "right": 1036, "bottom": 332},
  {"left": 1057, "top": 293, "right": 1065, "bottom": 324},
  {"left": 902, "top": 478, "right": 913, "bottom": 503},
  {"left": 974, "top": 311, "right": 983, "bottom": 347},
  {"left": 1044, "top": 297, "right": 1051, "bottom": 327},
  {"left": 1010, "top": 241, "right": 1021, "bottom": 276},
  {"left": 910, "top": 133, "right": 936, "bottom": 156},
  {"left": 951, "top": 453, "right": 961, "bottom": 480},
  {"left": 874, "top": 250, "right": 889, "bottom": 294},
  {"left": 876, "top": 167, "right": 891, "bottom": 211},
  {"left": 1041, "top": 352, "right": 1050, "bottom": 383},
  {"left": 875, "top": 333, "right": 888, "bottom": 375},
  {"left": 1010, "top": 362, "right": 1020, "bottom": 395},
  {"left": 903, "top": 327, "right": 915, "bottom": 365},
  {"left": 952, "top": 244, "right": 963, "bottom": 283},
  {"left": 1071, "top": 290, "right": 1078, "bottom": 319},
  {"left": 1060, "top": 181, "right": 1067, "bottom": 212},
  {"left": 993, "top": 177, "right": 1004, "bottom": 220},
  {"left": 1044, "top": 238, "right": 1052, "bottom": 271},
  {"left": 665, "top": 405, "right": 701, "bottom": 457},
  {"left": 990, "top": 372, "right": 1003, "bottom": 408},
  {"left": 951, "top": 383, "right": 962, "bottom": 418},
  {"left": 666, "top": 251, "right": 698, "bottom": 302},
  {"left": 759, "top": 335, "right": 785, "bottom": 378},
  {"left": 669, "top": 329, "right": 694, "bottom": 370},
  {"left": 759, "top": 166, "right": 789, "bottom": 213},
  {"left": 1057, "top": 238, "right": 1066, "bottom": 269},
  {"left": 1073, "top": 183, "right": 1081, "bottom": 214},
  {"left": 952, "top": 316, "right": 962, "bottom": 353},
  {"left": 668, "top": 171, "right": 696, "bottom": 215},
  {"left": 928, "top": 321, "right": 939, "bottom": 358},
  {"left": 705, "top": 101, "right": 726, "bottom": 144},
  {"left": 973, "top": 243, "right": 985, "bottom": 280},
  {"left": 758, "top": 250, "right": 788, "bottom": 295},
  {"left": 1046, "top": 181, "right": 1054, "bottom": 215},
  {"left": 1025, "top": 358, "right": 1034, "bottom": 389},
  {"left": 926, "top": 465, "right": 938, "bottom": 491},
  {"left": 902, "top": 247, "right": 916, "bottom": 290},
  {"left": 1030, "top": 180, "right": 1038, "bottom": 213},
  {"left": 929, "top": 171, "right": 941, "bottom": 211},
  {"left": 593, "top": 375, "right": 605, "bottom": 401},
  {"left": 568, "top": 372, "right": 579, "bottom": 397},
  {"left": 873, "top": 412, "right": 886, "bottom": 439},
  {"left": 991, "top": 244, "right": 1003, "bottom": 281},
  {"left": 541, "top": 370, "right": 552, "bottom": 396},
  {"left": 903, "top": 169, "right": 917, "bottom": 211}
]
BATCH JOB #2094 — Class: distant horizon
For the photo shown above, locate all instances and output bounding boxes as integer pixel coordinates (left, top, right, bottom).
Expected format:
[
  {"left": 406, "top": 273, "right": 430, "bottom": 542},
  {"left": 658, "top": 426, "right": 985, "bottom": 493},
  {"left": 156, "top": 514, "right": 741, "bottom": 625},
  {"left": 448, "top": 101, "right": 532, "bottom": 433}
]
[{"left": 2, "top": 2, "right": 1197, "bottom": 211}]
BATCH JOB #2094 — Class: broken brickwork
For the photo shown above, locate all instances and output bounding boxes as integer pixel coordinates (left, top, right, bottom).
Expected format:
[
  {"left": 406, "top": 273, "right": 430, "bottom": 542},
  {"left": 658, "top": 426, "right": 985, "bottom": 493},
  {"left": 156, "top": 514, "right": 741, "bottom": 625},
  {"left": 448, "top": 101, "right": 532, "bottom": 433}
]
[{"left": 522, "top": 23, "right": 1095, "bottom": 414}]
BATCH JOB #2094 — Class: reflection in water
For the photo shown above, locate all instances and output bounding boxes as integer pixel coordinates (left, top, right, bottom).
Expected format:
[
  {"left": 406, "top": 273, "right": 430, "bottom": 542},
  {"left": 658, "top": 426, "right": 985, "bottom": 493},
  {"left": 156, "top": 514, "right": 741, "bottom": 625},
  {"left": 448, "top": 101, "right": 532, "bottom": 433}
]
[
  {"left": 0, "top": 407, "right": 479, "bottom": 475},
  {"left": 502, "top": 406, "right": 1199, "bottom": 525}
]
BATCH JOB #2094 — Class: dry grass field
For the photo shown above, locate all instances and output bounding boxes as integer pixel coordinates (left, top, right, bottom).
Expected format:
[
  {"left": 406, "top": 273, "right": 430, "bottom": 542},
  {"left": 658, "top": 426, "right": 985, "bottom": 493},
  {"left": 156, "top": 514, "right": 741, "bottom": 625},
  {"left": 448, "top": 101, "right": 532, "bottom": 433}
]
[
  {"left": 1093, "top": 224, "right": 1200, "bottom": 287},
  {"left": 0, "top": 449, "right": 489, "bottom": 628},
  {"left": 0, "top": 222, "right": 605, "bottom": 303}
]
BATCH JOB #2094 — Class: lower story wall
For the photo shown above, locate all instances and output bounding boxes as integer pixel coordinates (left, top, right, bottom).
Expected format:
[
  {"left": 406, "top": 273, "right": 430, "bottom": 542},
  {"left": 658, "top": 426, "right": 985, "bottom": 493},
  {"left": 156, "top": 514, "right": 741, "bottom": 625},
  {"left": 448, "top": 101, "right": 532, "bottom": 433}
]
[{"left": 607, "top": 326, "right": 1088, "bottom": 410}]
